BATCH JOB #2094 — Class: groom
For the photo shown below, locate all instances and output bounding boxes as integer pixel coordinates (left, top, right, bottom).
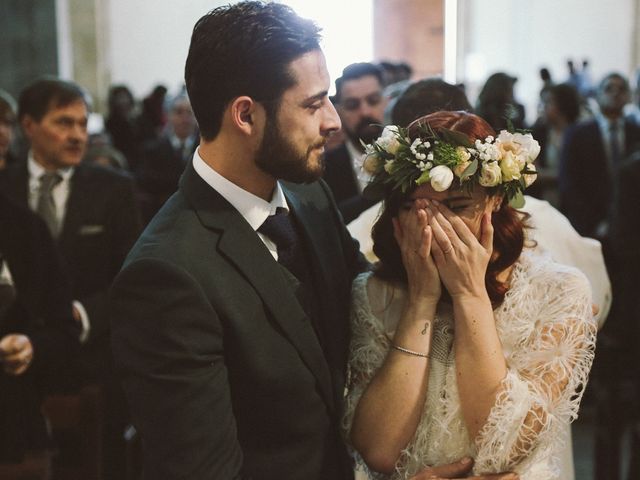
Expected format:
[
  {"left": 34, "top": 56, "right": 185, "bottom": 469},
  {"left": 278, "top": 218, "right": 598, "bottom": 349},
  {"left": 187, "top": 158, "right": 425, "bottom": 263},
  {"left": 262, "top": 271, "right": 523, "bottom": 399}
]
[{"left": 110, "top": 2, "right": 517, "bottom": 479}]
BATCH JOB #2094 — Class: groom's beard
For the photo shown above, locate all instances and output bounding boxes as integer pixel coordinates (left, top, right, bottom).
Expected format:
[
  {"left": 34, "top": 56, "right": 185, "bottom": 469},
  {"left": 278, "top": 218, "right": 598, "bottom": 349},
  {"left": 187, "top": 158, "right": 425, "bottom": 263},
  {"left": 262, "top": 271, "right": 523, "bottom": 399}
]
[{"left": 255, "top": 117, "right": 326, "bottom": 184}]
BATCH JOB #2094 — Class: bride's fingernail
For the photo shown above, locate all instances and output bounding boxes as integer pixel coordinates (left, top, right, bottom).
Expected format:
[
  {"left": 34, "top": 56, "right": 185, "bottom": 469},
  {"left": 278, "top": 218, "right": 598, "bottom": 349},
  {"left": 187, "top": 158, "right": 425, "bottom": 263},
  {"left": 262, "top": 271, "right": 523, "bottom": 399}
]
[{"left": 431, "top": 199, "right": 440, "bottom": 206}]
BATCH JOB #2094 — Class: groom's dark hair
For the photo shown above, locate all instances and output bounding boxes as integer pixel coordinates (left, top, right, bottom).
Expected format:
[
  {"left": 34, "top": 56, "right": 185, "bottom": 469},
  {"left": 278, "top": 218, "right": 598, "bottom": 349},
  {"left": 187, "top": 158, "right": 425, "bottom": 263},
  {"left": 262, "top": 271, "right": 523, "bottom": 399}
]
[{"left": 185, "top": 1, "right": 322, "bottom": 141}]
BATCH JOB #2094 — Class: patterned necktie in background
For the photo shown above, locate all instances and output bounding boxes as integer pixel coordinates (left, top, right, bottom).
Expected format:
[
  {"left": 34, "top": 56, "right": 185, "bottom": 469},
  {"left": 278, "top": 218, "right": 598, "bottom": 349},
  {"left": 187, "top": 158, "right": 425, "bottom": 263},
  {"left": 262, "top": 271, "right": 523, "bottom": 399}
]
[{"left": 37, "top": 172, "right": 63, "bottom": 238}]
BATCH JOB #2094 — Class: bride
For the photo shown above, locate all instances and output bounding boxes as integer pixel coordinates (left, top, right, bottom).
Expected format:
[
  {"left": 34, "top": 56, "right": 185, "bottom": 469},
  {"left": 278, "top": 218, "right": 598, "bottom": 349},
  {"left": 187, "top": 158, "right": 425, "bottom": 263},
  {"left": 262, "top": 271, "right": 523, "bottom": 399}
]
[{"left": 343, "top": 111, "right": 597, "bottom": 479}]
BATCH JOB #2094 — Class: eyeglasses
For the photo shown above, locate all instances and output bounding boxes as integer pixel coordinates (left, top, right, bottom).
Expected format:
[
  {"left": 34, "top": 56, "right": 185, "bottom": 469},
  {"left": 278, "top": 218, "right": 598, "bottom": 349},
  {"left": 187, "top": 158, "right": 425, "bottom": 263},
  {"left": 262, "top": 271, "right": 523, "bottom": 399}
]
[{"left": 340, "top": 92, "right": 383, "bottom": 112}]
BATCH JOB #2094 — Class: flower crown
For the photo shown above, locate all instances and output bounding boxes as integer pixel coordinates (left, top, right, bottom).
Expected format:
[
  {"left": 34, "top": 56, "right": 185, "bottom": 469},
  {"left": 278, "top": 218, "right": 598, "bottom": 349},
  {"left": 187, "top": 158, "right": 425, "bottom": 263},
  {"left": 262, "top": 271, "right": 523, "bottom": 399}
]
[{"left": 359, "top": 124, "right": 540, "bottom": 208}]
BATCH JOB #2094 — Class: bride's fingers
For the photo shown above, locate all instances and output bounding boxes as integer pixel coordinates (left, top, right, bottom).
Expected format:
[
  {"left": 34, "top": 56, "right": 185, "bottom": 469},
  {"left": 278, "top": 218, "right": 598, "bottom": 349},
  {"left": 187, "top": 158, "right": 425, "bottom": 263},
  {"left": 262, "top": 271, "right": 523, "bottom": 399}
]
[
  {"left": 426, "top": 206, "right": 455, "bottom": 256},
  {"left": 428, "top": 202, "right": 465, "bottom": 251},
  {"left": 431, "top": 200, "right": 476, "bottom": 247},
  {"left": 416, "top": 224, "right": 432, "bottom": 259},
  {"left": 429, "top": 225, "right": 447, "bottom": 266},
  {"left": 479, "top": 212, "right": 494, "bottom": 254}
]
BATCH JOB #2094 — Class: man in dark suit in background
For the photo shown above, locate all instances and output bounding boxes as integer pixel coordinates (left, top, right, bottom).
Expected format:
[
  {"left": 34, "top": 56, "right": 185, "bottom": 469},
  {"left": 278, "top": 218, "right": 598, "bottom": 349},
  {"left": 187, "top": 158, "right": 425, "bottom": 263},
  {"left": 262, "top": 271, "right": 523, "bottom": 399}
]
[
  {"left": 137, "top": 92, "right": 199, "bottom": 224},
  {"left": 0, "top": 77, "right": 141, "bottom": 479},
  {"left": 559, "top": 72, "right": 640, "bottom": 240},
  {"left": 0, "top": 192, "right": 78, "bottom": 479},
  {"left": 322, "top": 62, "right": 386, "bottom": 224}
]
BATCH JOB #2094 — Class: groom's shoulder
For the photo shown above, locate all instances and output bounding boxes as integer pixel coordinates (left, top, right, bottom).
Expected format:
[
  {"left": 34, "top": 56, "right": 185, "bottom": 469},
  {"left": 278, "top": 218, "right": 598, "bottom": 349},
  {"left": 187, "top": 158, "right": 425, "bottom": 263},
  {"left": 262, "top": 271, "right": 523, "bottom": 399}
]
[{"left": 281, "top": 178, "right": 334, "bottom": 206}]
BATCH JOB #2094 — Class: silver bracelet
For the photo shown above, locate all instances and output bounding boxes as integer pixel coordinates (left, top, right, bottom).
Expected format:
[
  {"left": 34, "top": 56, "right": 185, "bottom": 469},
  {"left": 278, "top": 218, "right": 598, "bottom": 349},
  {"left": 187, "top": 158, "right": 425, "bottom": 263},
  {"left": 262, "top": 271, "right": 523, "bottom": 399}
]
[{"left": 391, "top": 344, "right": 429, "bottom": 358}]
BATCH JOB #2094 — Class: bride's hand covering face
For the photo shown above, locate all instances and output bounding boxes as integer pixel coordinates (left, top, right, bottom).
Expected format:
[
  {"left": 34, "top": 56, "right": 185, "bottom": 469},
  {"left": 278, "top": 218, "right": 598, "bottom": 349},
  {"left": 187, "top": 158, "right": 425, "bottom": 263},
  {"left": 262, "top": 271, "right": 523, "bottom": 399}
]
[
  {"left": 424, "top": 190, "right": 497, "bottom": 299},
  {"left": 393, "top": 198, "right": 441, "bottom": 304}
]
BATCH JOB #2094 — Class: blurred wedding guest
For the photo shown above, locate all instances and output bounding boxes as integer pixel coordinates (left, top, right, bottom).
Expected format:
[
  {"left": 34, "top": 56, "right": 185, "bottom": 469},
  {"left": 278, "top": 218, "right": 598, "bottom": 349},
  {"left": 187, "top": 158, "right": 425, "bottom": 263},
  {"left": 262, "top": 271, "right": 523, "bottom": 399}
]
[
  {"left": 85, "top": 143, "right": 130, "bottom": 171},
  {"left": 323, "top": 62, "right": 386, "bottom": 223},
  {"left": 378, "top": 61, "right": 412, "bottom": 88},
  {"left": 0, "top": 192, "right": 78, "bottom": 480},
  {"left": 595, "top": 151, "right": 640, "bottom": 480},
  {"left": 530, "top": 83, "right": 581, "bottom": 205},
  {"left": 136, "top": 84, "right": 167, "bottom": 142},
  {"left": 559, "top": 72, "right": 640, "bottom": 240},
  {"left": 475, "top": 72, "right": 526, "bottom": 131},
  {"left": 0, "top": 77, "right": 141, "bottom": 480},
  {"left": 379, "top": 61, "right": 414, "bottom": 114},
  {"left": 137, "top": 92, "right": 198, "bottom": 223},
  {"left": 390, "top": 78, "right": 472, "bottom": 127},
  {"left": 105, "top": 85, "right": 139, "bottom": 172},
  {"left": 0, "top": 90, "right": 17, "bottom": 170}
]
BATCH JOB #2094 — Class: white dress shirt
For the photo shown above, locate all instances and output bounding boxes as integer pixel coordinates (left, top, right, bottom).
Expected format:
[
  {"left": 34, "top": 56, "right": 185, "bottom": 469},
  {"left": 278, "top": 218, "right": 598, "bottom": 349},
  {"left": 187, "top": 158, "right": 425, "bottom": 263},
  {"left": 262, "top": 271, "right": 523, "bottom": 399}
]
[{"left": 192, "top": 148, "right": 288, "bottom": 260}]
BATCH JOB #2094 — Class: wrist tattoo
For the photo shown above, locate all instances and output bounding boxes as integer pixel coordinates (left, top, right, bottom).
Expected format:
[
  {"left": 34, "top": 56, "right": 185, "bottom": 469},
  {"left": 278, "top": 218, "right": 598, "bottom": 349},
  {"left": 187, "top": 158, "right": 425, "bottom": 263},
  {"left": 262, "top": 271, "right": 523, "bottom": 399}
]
[{"left": 421, "top": 320, "right": 431, "bottom": 335}]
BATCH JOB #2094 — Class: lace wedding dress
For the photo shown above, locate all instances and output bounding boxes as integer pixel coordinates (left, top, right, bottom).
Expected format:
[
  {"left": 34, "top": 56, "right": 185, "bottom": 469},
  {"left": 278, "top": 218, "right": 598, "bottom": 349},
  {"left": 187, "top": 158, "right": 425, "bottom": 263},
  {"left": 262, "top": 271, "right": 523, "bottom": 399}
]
[{"left": 343, "top": 250, "right": 597, "bottom": 480}]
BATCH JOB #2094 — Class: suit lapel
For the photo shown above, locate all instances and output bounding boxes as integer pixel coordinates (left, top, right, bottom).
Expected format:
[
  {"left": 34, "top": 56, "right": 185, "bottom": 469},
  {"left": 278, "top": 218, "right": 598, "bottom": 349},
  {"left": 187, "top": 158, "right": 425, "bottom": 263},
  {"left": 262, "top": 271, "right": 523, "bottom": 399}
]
[
  {"left": 59, "top": 166, "right": 89, "bottom": 249},
  {"left": 180, "top": 164, "right": 336, "bottom": 412}
]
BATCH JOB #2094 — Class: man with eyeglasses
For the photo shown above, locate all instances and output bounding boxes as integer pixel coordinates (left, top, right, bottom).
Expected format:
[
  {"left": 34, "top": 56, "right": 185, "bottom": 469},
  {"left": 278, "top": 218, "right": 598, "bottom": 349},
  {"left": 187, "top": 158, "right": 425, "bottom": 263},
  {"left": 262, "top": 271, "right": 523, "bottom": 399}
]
[{"left": 323, "top": 62, "right": 387, "bottom": 224}]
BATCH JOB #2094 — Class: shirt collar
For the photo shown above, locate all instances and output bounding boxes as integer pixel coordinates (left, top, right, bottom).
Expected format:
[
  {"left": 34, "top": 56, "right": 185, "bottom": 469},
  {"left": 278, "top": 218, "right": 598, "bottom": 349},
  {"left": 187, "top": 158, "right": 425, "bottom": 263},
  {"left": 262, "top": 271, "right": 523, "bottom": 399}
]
[
  {"left": 596, "top": 113, "right": 624, "bottom": 134},
  {"left": 27, "top": 151, "right": 75, "bottom": 181},
  {"left": 192, "top": 148, "right": 288, "bottom": 232}
]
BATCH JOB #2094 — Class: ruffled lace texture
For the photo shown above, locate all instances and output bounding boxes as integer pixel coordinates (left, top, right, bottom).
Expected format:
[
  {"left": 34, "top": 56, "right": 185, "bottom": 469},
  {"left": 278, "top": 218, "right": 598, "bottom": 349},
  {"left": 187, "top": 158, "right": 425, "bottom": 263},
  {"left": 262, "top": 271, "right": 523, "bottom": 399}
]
[{"left": 342, "top": 250, "right": 597, "bottom": 480}]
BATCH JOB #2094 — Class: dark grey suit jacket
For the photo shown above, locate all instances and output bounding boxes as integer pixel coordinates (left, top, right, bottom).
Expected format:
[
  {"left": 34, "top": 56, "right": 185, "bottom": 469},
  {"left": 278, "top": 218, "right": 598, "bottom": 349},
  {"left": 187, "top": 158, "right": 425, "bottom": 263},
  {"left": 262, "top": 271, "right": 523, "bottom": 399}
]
[
  {"left": 0, "top": 162, "right": 141, "bottom": 383},
  {"left": 110, "top": 161, "right": 367, "bottom": 479},
  {"left": 559, "top": 118, "right": 640, "bottom": 238}
]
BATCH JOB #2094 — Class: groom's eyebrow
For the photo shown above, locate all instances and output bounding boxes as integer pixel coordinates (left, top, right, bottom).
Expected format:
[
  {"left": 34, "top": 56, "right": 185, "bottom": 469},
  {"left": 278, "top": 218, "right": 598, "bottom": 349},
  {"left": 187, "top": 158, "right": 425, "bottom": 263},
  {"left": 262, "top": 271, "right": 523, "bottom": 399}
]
[{"left": 301, "top": 91, "right": 329, "bottom": 105}]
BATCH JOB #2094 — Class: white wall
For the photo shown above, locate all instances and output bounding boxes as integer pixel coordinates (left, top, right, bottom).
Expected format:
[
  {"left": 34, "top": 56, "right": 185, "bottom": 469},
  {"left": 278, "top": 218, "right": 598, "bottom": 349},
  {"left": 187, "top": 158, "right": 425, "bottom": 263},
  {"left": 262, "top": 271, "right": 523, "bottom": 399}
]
[
  {"left": 107, "top": 0, "right": 373, "bottom": 99},
  {"left": 107, "top": 0, "right": 227, "bottom": 98},
  {"left": 459, "top": 0, "right": 636, "bottom": 123},
  {"left": 107, "top": 0, "right": 637, "bottom": 117}
]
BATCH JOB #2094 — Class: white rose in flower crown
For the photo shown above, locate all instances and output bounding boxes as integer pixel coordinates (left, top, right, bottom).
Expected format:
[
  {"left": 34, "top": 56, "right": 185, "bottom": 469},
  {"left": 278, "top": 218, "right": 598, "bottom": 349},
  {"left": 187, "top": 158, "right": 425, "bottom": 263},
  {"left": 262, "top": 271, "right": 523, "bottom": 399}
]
[
  {"left": 513, "top": 132, "right": 541, "bottom": 163},
  {"left": 453, "top": 161, "right": 471, "bottom": 178},
  {"left": 377, "top": 125, "right": 401, "bottom": 155},
  {"left": 429, "top": 165, "right": 454, "bottom": 192},
  {"left": 479, "top": 161, "right": 502, "bottom": 187},
  {"left": 499, "top": 151, "right": 522, "bottom": 181},
  {"left": 523, "top": 163, "right": 537, "bottom": 187}
]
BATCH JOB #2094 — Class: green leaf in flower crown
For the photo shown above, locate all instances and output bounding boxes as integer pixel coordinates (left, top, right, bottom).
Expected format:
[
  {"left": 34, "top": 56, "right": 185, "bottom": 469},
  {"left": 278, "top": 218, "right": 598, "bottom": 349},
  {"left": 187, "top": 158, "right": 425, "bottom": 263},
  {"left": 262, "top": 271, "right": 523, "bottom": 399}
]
[
  {"left": 440, "top": 129, "right": 475, "bottom": 148},
  {"left": 416, "top": 170, "right": 431, "bottom": 186},
  {"left": 459, "top": 158, "right": 478, "bottom": 182},
  {"left": 508, "top": 190, "right": 525, "bottom": 209}
]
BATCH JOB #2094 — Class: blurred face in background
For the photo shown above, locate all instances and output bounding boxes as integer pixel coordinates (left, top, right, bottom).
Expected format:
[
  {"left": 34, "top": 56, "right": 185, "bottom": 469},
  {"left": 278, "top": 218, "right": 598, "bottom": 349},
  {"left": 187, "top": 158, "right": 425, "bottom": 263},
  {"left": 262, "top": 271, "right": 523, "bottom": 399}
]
[
  {"left": 597, "top": 75, "right": 630, "bottom": 117},
  {"left": 22, "top": 99, "right": 88, "bottom": 170},
  {"left": 169, "top": 97, "right": 197, "bottom": 140},
  {"left": 336, "top": 74, "right": 387, "bottom": 147}
]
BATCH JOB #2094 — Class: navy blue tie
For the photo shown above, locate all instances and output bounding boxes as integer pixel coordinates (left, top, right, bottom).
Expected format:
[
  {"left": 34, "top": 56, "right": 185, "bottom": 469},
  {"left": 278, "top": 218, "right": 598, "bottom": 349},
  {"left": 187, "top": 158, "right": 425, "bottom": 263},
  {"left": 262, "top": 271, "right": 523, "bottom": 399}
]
[{"left": 258, "top": 207, "right": 302, "bottom": 278}]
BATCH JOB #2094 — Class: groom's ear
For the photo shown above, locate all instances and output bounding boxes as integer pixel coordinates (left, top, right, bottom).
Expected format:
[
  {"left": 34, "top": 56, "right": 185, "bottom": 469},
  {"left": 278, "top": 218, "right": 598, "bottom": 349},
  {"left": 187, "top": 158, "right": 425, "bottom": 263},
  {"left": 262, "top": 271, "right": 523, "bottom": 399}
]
[{"left": 229, "top": 96, "right": 262, "bottom": 136}]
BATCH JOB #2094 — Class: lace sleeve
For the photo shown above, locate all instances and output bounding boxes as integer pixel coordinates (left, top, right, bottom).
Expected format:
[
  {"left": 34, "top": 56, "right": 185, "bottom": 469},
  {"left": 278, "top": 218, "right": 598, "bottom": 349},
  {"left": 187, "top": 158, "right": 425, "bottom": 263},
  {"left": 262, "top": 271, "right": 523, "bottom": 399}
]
[
  {"left": 473, "top": 267, "right": 597, "bottom": 476},
  {"left": 342, "top": 273, "right": 391, "bottom": 479}
]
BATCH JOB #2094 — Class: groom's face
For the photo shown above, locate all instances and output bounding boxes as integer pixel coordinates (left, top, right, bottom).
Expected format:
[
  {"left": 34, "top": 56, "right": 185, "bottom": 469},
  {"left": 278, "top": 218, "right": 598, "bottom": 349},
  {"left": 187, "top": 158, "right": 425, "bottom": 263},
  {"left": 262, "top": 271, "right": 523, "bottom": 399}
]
[{"left": 255, "top": 49, "right": 341, "bottom": 183}]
